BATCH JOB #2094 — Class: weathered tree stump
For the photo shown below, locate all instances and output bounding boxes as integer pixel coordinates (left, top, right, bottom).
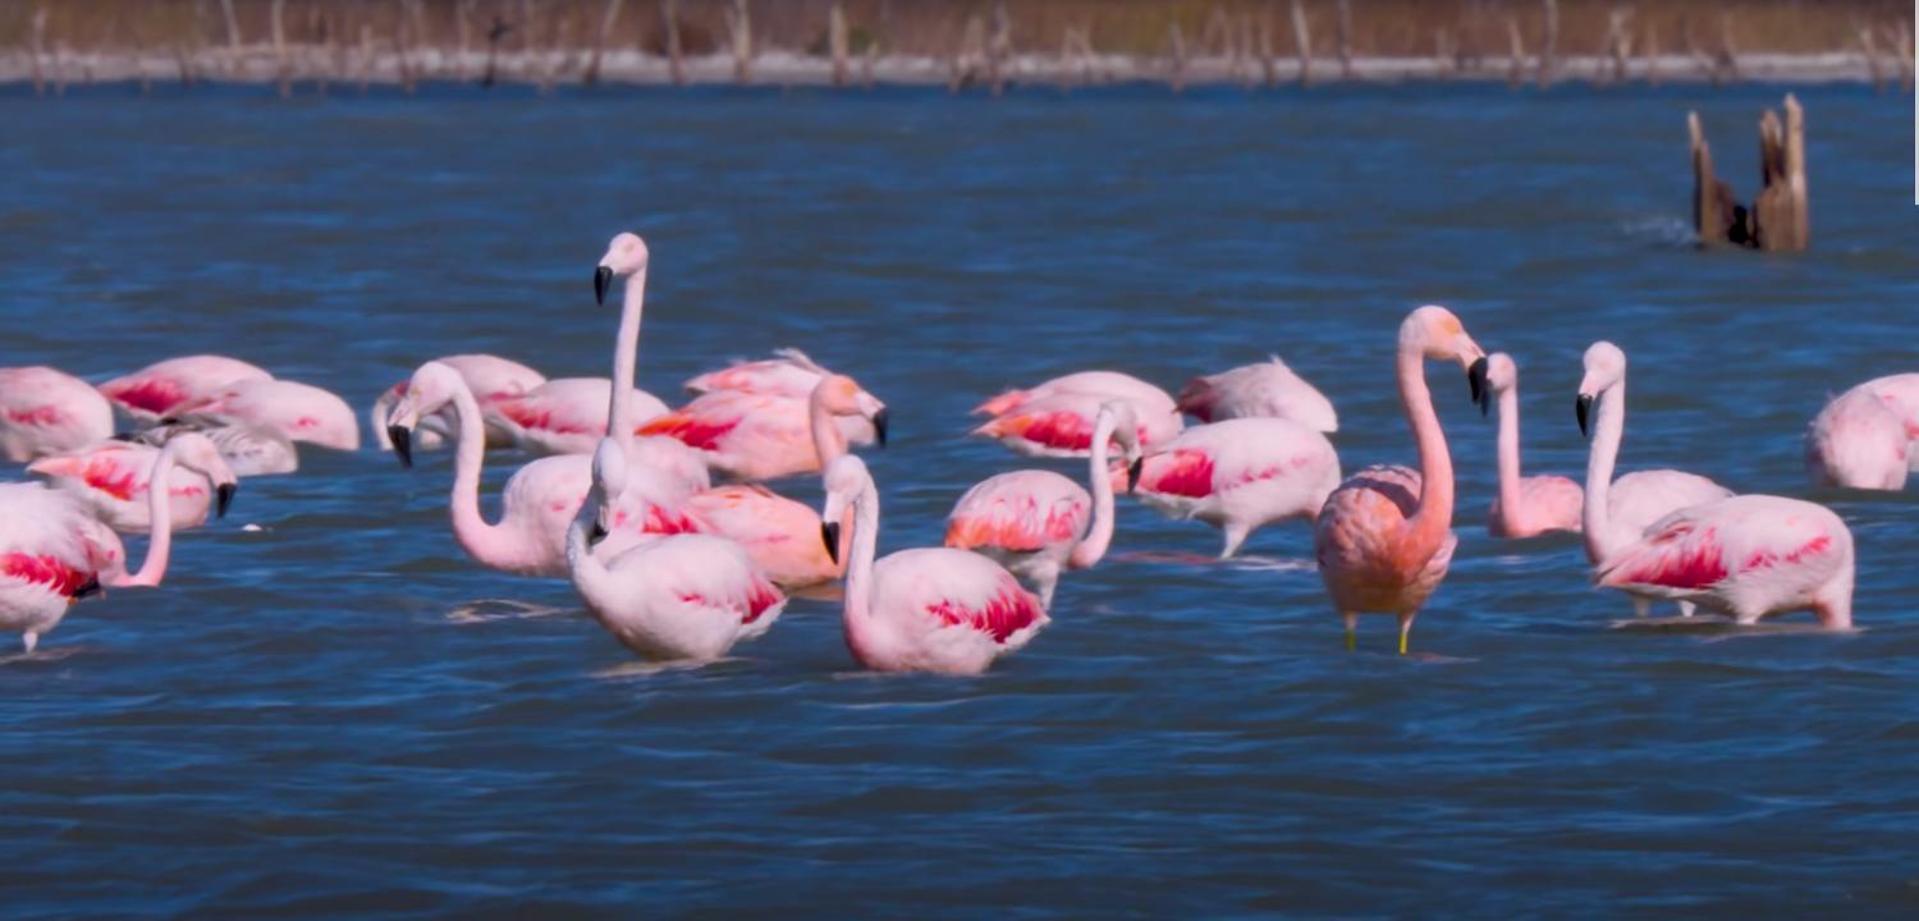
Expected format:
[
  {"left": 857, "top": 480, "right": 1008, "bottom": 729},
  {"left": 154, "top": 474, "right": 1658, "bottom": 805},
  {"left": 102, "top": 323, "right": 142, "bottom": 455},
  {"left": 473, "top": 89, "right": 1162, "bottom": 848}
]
[{"left": 1689, "top": 96, "right": 1809, "bottom": 252}]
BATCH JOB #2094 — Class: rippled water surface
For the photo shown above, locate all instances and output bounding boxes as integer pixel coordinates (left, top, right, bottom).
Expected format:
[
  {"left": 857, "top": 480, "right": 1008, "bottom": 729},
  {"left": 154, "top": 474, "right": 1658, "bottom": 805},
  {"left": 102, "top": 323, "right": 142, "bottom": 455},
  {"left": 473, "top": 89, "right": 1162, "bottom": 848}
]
[{"left": 4, "top": 83, "right": 1917, "bottom": 916}]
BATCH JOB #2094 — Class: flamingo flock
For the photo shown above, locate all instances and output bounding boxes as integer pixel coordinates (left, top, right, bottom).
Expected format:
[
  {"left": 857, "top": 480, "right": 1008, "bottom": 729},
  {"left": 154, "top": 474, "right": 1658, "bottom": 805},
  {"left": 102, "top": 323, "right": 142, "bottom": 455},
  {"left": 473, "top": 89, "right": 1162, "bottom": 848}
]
[{"left": 0, "top": 231, "right": 1883, "bottom": 672}]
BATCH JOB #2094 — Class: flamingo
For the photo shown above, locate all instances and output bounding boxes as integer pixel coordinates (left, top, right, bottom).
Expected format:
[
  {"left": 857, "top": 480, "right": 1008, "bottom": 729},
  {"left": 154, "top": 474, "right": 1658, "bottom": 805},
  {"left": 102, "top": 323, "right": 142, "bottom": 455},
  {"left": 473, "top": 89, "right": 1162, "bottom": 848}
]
[
  {"left": 96, "top": 355, "right": 272, "bottom": 423},
  {"left": 27, "top": 435, "right": 240, "bottom": 534},
  {"left": 1576, "top": 341, "right": 1734, "bottom": 618},
  {"left": 1, "top": 433, "right": 238, "bottom": 652},
  {"left": 821, "top": 455, "right": 1048, "bottom": 675},
  {"left": 120, "top": 420, "right": 298, "bottom": 477},
  {"left": 945, "top": 400, "right": 1144, "bottom": 607},
  {"left": 684, "top": 348, "right": 883, "bottom": 445},
  {"left": 1314, "top": 306, "right": 1490, "bottom": 655},
  {"left": 1483, "top": 352, "right": 1583, "bottom": 538},
  {"left": 1130, "top": 416, "right": 1341, "bottom": 559},
  {"left": 972, "top": 391, "right": 1184, "bottom": 458},
  {"left": 566, "top": 438, "right": 786, "bottom": 662},
  {"left": 1175, "top": 357, "right": 1339, "bottom": 433},
  {"left": 1595, "top": 495, "right": 1855, "bottom": 629},
  {"left": 385, "top": 362, "right": 698, "bottom": 578},
  {"left": 1805, "top": 379, "right": 1912, "bottom": 491},
  {"left": 369, "top": 354, "right": 545, "bottom": 453},
  {"left": 486, "top": 379, "right": 672, "bottom": 458},
  {"left": 0, "top": 366, "right": 114, "bottom": 462},
  {"left": 174, "top": 378, "right": 361, "bottom": 452},
  {"left": 640, "top": 375, "right": 888, "bottom": 482},
  {"left": 974, "top": 370, "right": 1176, "bottom": 418}
]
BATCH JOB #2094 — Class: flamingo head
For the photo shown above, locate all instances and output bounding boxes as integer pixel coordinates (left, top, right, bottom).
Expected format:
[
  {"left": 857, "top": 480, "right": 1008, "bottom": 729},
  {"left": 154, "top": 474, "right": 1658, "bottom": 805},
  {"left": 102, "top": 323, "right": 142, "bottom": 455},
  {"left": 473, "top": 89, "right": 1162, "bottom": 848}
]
[
  {"left": 1484, "top": 353, "right": 1519, "bottom": 396},
  {"left": 814, "top": 374, "right": 889, "bottom": 447},
  {"left": 586, "top": 437, "right": 630, "bottom": 548},
  {"left": 596, "top": 232, "right": 649, "bottom": 305},
  {"left": 386, "top": 361, "right": 465, "bottom": 467},
  {"left": 1098, "top": 400, "right": 1144, "bottom": 469},
  {"left": 1402, "top": 305, "right": 1490, "bottom": 415},
  {"left": 165, "top": 432, "right": 240, "bottom": 518},
  {"left": 818, "top": 454, "right": 874, "bottom": 563},
  {"left": 1576, "top": 341, "right": 1628, "bottom": 438}
]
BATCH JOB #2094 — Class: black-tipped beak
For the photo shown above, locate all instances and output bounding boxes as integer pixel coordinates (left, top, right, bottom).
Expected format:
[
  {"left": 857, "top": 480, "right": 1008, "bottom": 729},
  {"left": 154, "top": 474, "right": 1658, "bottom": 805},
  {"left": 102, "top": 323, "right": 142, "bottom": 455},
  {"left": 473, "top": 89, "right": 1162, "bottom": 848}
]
[
  {"left": 1468, "top": 356, "right": 1490, "bottom": 416},
  {"left": 1576, "top": 394, "right": 1594, "bottom": 438},
  {"left": 216, "top": 482, "right": 236, "bottom": 518},
  {"left": 821, "top": 522, "right": 842, "bottom": 564},
  {"left": 388, "top": 425, "right": 414, "bottom": 468},
  {"left": 587, "top": 518, "right": 608, "bottom": 548},
  {"left": 74, "top": 575, "right": 102, "bottom": 601},
  {"left": 1127, "top": 457, "right": 1144, "bottom": 493},
  {"left": 595, "top": 265, "right": 613, "bottom": 305},
  {"left": 872, "top": 409, "right": 889, "bottom": 447}
]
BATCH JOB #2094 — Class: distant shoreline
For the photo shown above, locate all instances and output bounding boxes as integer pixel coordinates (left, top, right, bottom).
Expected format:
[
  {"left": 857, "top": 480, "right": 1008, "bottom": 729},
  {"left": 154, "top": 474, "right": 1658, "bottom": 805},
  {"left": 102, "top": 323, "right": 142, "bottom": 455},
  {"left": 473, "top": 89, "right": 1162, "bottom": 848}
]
[{"left": 1, "top": 48, "right": 1904, "bottom": 92}]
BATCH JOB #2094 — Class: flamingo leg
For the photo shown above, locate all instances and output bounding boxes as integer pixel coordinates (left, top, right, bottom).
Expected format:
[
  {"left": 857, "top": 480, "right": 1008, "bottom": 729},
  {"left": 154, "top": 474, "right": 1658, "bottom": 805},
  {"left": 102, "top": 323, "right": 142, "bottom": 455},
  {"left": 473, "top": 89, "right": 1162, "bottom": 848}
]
[
  {"left": 21, "top": 632, "right": 36, "bottom": 654},
  {"left": 1396, "top": 612, "right": 1416, "bottom": 656},
  {"left": 1677, "top": 600, "right": 1697, "bottom": 618},
  {"left": 1631, "top": 596, "right": 1651, "bottom": 619},
  {"left": 1342, "top": 612, "right": 1357, "bottom": 651},
  {"left": 1218, "top": 522, "right": 1251, "bottom": 560}
]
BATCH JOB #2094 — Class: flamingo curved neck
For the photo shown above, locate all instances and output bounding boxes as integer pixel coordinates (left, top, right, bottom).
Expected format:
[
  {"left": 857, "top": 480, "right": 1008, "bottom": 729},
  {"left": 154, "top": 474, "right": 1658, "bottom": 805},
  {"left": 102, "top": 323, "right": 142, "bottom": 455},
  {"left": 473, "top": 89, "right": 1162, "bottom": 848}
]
[
  {"left": 1583, "top": 380, "right": 1627, "bottom": 563},
  {"left": 1494, "top": 387, "right": 1524, "bottom": 532},
  {"left": 444, "top": 381, "right": 524, "bottom": 568},
  {"left": 1069, "top": 413, "right": 1119, "bottom": 570},
  {"left": 809, "top": 390, "right": 850, "bottom": 468},
  {"left": 841, "top": 480, "right": 881, "bottom": 637},
  {"left": 114, "top": 443, "right": 178, "bottom": 588},
  {"left": 608, "top": 266, "right": 647, "bottom": 448},
  {"left": 564, "top": 492, "right": 613, "bottom": 599},
  {"left": 1398, "top": 347, "right": 1454, "bottom": 550}
]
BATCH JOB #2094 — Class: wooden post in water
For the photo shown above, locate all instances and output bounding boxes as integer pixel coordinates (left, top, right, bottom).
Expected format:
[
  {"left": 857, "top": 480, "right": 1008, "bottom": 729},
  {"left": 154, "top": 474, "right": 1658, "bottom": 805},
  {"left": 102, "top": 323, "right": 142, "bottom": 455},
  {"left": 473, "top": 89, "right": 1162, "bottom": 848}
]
[
  {"left": 1689, "top": 112, "right": 1731, "bottom": 246},
  {"left": 1606, "top": 7, "right": 1630, "bottom": 85},
  {"left": 584, "top": 0, "right": 622, "bottom": 86},
  {"left": 828, "top": 2, "right": 849, "bottom": 87},
  {"left": 28, "top": 5, "right": 46, "bottom": 97},
  {"left": 219, "top": 0, "right": 242, "bottom": 73},
  {"left": 271, "top": 0, "right": 291, "bottom": 97},
  {"left": 1289, "top": 0, "right": 1311, "bottom": 86},
  {"left": 1538, "top": 0, "right": 1558, "bottom": 87},
  {"left": 454, "top": 0, "right": 471, "bottom": 82},
  {"left": 1717, "top": 14, "right": 1740, "bottom": 84},
  {"left": 662, "top": 0, "right": 684, "bottom": 86},
  {"left": 1859, "top": 24, "right": 1885, "bottom": 93},
  {"left": 987, "top": 0, "right": 1010, "bottom": 96},
  {"left": 358, "top": 22, "right": 374, "bottom": 93},
  {"left": 483, "top": 15, "right": 510, "bottom": 87},
  {"left": 1643, "top": 18, "right": 1659, "bottom": 85},
  {"left": 1258, "top": 11, "right": 1276, "bottom": 88},
  {"left": 1891, "top": 23, "right": 1915, "bottom": 93},
  {"left": 727, "top": 0, "right": 752, "bottom": 84},
  {"left": 1506, "top": 15, "right": 1524, "bottom": 89},
  {"left": 1335, "top": 0, "right": 1352, "bottom": 80},
  {"left": 1168, "top": 20, "right": 1187, "bottom": 94},
  {"left": 129, "top": 16, "right": 152, "bottom": 95}
]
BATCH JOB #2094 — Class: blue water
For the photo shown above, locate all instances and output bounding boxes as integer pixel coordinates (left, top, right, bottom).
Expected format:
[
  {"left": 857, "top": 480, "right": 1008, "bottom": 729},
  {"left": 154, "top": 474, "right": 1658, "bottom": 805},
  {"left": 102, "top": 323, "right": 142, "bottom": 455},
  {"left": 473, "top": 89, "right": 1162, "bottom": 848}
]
[{"left": 3, "top": 82, "right": 1917, "bottom": 916}]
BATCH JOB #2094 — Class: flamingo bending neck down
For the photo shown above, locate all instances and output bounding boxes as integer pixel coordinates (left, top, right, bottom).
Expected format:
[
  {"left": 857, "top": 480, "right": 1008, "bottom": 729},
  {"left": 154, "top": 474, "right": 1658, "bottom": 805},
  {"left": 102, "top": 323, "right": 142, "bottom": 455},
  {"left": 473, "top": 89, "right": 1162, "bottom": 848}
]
[
  {"left": 1484, "top": 352, "right": 1583, "bottom": 538},
  {"left": 822, "top": 455, "right": 1048, "bottom": 674},
  {"left": 97, "top": 355, "right": 272, "bottom": 423},
  {"left": 1175, "top": 357, "right": 1339, "bottom": 433},
  {"left": 1, "top": 433, "right": 237, "bottom": 651},
  {"left": 971, "top": 371, "right": 1183, "bottom": 458},
  {"left": 1576, "top": 341, "right": 1733, "bottom": 618},
  {"left": 370, "top": 354, "right": 545, "bottom": 453},
  {"left": 944, "top": 400, "right": 1144, "bottom": 607},
  {"left": 175, "top": 378, "right": 361, "bottom": 452},
  {"left": 1129, "top": 416, "right": 1341, "bottom": 559},
  {"left": 0, "top": 366, "right": 115, "bottom": 462},
  {"left": 641, "top": 373, "right": 889, "bottom": 482},
  {"left": 1314, "top": 306, "right": 1489, "bottom": 655},
  {"left": 29, "top": 433, "right": 241, "bottom": 534}
]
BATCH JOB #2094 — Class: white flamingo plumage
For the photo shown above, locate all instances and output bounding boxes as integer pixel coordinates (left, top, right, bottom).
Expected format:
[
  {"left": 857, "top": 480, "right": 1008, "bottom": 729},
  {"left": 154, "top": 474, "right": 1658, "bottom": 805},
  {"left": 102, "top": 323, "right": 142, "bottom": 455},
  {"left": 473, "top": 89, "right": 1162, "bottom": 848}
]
[
  {"left": 96, "top": 355, "right": 272, "bottom": 423},
  {"left": 370, "top": 353, "right": 546, "bottom": 453},
  {"left": 1804, "top": 377, "right": 1916, "bottom": 491},
  {"left": 1175, "top": 357, "right": 1339, "bottom": 433},
  {"left": 0, "top": 366, "right": 115, "bottom": 463},
  {"left": 640, "top": 377, "right": 888, "bottom": 482},
  {"left": 1130, "top": 416, "right": 1342, "bottom": 559},
  {"left": 972, "top": 371, "right": 1183, "bottom": 458},
  {"left": 175, "top": 378, "right": 361, "bottom": 452},
  {"left": 823, "top": 455, "right": 1047, "bottom": 675},
  {"left": 945, "top": 401, "right": 1143, "bottom": 607},
  {"left": 28, "top": 436, "right": 240, "bottom": 534}
]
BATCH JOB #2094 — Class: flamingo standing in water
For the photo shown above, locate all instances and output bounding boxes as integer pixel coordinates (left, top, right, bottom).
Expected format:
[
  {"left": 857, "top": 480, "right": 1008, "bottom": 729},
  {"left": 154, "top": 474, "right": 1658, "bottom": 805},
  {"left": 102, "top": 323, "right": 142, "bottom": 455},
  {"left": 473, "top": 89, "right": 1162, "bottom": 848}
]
[
  {"left": 1314, "top": 306, "right": 1490, "bottom": 655},
  {"left": 972, "top": 371, "right": 1183, "bottom": 457},
  {"left": 97, "top": 355, "right": 272, "bottom": 423},
  {"left": 1131, "top": 416, "right": 1342, "bottom": 559},
  {"left": 1175, "top": 357, "right": 1339, "bottom": 433},
  {"left": 945, "top": 401, "right": 1143, "bottom": 606},
  {"left": 370, "top": 354, "right": 545, "bottom": 453},
  {"left": 641, "top": 375, "right": 888, "bottom": 482},
  {"left": 822, "top": 455, "right": 1047, "bottom": 674},
  {"left": 1, "top": 433, "right": 238, "bottom": 652},
  {"left": 0, "top": 367, "right": 114, "bottom": 462},
  {"left": 1483, "top": 352, "right": 1583, "bottom": 538},
  {"left": 1804, "top": 377, "right": 1916, "bottom": 491},
  {"left": 1576, "top": 341, "right": 1734, "bottom": 618},
  {"left": 28, "top": 435, "right": 240, "bottom": 533},
  {"left": 1595, "top": 495, "right": 1855, "bottom": 629},
  {"left": 119, "top": 420, "right": 298, "bottom": 477},
  {"left": 684, "top": 348, "right": 883, "bottom": 445},
  {"left": 175, "top": 378, "right": 361, "bottom": 452}
]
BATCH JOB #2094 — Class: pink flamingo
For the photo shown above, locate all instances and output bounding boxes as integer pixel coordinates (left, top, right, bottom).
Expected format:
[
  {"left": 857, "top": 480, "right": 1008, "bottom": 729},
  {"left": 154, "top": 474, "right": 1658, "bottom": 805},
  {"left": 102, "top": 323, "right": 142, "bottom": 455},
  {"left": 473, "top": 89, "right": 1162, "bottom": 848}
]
[
  {"left": 640, "top": 376, "right": 888, "bottom": 482},
  {"left": 566, "top": 438, "right": 786, "bottom": 662},
  {"left": 974, "top": 370, "right": 1176, "bottom": 418},
  {"left": 945, "top": 401, "right": 1143, "bottom": 606},
  {"left": 1483, "top": 352, "right": 1583, "bottom": 538},
  {"left": 1, "top": 433, "right": 237, "bottom": 651},
  {"left": 97, "top": 355, "right": 271, "bottom": 423},
  {"left": 175, "top": 378, "right": 361, "bottom": 452},
  {"left": 1576, "top": 341, "right": 1734, "bottom": 618},
  {"left": 370, "top": 353, "right": 545, "bottom": 453},
  {"left": 1314, "top": 306, "right": 1490, "bottom": 655},
  {"left": 28, "top": 436, "right": 240, "bottom": 534},
  {"left": 1131, "top": 416, "right": 1341, "bottom": 558},
  {"left": 822, "top": 455, "right": 1048, "bottom": 674},
  {"left": 1595, "top": 495, "right": 1855, "bottom": 629},
  {"left": 122, "top": 420, "right": 298, "bottom": 477},
  {"left": 0, "top": 366, "right": 114, "bottom": 462},
  {"left": 972, "top": 391, "right": 1183, "bottom": 458},
  {"left": 385, "top": 362, "right": 698, "bottom": 577},
  {"left": 684, "top": 348, "right": 882, "bottom": 445},
  {"left": 1176, "top": 357, "right": 1339, "bottom": 433},
  {"left": 1805, "top": 378, "right": 1915, "bottom": 491}
]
